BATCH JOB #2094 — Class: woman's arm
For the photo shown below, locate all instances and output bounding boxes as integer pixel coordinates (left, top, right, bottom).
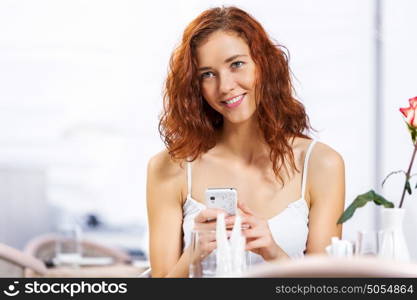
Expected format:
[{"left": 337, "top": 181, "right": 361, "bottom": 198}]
[
  {"left": 305, "top": 142, "right": 346, "bottom": 254},
  {"left": 146, "top": 151, "right": 191, "bottom": 277}
]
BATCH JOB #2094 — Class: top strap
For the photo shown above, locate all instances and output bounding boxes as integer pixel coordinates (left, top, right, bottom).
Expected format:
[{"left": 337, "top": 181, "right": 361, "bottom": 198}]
[
  {"left": 301, "top": 139, "right": 317, "bottom": 199},
  {"left": 187, "top": 161, "right": 192, "bottom": 198}
]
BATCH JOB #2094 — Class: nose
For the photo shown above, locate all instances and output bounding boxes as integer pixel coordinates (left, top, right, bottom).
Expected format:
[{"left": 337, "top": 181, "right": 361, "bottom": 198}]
[{"left": 218, "top": 72, "right": 236, "bottom": 95}]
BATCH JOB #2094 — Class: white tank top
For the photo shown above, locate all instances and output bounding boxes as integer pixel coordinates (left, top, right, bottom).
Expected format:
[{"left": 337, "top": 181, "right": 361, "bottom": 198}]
[{"left": 182, "top": 140, "right": 317, "bottom": 264}]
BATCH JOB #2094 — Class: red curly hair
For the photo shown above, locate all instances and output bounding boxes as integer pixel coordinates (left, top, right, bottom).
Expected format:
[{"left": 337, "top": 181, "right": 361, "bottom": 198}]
[{"left": 159, "top": 6, "right": 311, "bottom": 182}]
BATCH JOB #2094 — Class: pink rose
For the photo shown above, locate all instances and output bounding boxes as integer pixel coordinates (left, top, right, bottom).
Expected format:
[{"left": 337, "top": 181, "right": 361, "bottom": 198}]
[{"left": 400, "top": 96, "right": 417, "bottom": 128}]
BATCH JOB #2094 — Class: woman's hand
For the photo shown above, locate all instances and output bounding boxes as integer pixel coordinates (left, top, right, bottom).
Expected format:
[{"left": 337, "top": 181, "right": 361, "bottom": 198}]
[
  {"left": 237, "top": 202, "right": 284, "bottom": 261},
  {"left": 192, "top": 208, "right": 233, "bottom": 261}
]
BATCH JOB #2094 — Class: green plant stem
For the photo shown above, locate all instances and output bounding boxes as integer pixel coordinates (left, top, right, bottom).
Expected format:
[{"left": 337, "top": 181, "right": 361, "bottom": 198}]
[{"left": 399, "top": 141, "right": 417, "bottom": 208}]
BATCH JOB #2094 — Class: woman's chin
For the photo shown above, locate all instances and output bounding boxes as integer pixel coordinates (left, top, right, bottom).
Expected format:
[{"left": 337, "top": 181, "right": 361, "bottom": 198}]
[{"left": 222, "top": 113, "right": 256, "bottom": 126}]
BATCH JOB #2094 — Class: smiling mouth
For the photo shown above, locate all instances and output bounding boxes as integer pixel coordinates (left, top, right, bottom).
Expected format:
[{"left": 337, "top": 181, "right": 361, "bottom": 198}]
[{"left": 221, "top": 94, "right": 245, "bottom": 108}]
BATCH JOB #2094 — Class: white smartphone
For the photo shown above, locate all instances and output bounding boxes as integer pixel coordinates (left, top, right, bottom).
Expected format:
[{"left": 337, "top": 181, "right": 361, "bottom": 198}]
[{"left": 205, "top": 188, "right": 237, "bottom": 215}]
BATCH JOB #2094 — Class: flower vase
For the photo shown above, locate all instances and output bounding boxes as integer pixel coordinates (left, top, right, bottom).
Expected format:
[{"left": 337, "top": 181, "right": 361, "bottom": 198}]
[{"left": 378, "top": 208, "right": 410, "bottom": 262}]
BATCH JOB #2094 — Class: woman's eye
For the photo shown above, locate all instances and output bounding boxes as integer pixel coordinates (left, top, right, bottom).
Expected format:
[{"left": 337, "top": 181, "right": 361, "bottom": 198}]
[
  {"left": 231, "top": 61, "right": 245, "bottom": 68},
  {"left": 200, "top": 72, "right": 214, "bottom": 79}
]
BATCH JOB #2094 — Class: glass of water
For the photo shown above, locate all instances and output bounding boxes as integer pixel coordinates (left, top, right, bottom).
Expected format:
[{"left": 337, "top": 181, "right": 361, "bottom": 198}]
[
  {"left": 355, "top": 230, "right": 379, "bottom": 256},
  {"left": 54, "top": 224, "right": 83, "bottom": 267},
  {"left": 188, "top": 228, "right": 249, "bottom": 278},
  {"left": 189, "top": 229, "right": 217, "bottom": 278}
]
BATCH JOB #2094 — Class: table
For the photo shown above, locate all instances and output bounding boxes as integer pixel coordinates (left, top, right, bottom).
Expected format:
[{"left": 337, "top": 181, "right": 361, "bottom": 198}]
[
  {"left": 24, "top": 263, "right": 148, "bottom": 278},
  {"left": 245, "top": 254, "right": 417, "bottom": 277}
]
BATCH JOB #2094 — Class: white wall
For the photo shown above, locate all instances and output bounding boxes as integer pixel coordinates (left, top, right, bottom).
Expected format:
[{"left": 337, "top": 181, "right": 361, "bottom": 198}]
[
  {"left": 0, "top": 167, "right": 52, "bottom": 248},
  {"left": 382, "top": 0, "right": 417, "bottom": 260},
  {"left": 0, "top": 0, "right": 415, "bottom": 258}
]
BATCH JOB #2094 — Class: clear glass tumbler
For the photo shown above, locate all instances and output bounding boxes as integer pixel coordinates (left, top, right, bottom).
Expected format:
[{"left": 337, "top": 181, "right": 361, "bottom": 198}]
[
  {"left": 189, "top": 229, "right": 249, "bottom": 278},
  {"left": 189, "top": 229, "right": 217, "bottom": 278},
  {"left": 355, "top": 230, "right": 379, "bottom": 256},
  {"left": 54, "top": 224, "right": 83, "bottom": 267}
]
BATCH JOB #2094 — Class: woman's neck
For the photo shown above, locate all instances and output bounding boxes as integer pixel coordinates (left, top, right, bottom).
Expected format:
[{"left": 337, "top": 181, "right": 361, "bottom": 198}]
[{"left": 218, "top": 117, "right": 269, "bottom": 164}]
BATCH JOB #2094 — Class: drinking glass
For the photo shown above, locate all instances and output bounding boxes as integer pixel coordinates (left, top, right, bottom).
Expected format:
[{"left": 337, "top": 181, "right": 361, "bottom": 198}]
[
  {"left": 188, "top": 229, "right": 249, "bottom": 278},
  {"left": 355, "top": 230, "right": 379, "bottom": 256},
  {"left": 189, "top": 229, "right": 217, "bottom": 278},
  {"left": 54, "top": 224, "right": 83, "bottom": 267}
]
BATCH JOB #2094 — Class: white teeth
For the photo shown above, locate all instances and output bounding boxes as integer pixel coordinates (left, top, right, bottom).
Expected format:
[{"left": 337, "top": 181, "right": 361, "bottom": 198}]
[{"left": 225, "top": 95, "right": 243, "bottom": 104}]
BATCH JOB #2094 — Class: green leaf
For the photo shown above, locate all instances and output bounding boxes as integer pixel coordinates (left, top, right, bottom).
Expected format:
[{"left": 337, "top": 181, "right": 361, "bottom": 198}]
[
  {"left": 372, "top": 192, "right": 395, "bottom": 208},
  {"left": 337, "top": 190, "right": 394, "bottom": 224},
  {"left": 406, "top": 180, "right": 412, "bottom": 195},
  {"left": 406, "top": 122, "right": 417, "bottom": 143}
]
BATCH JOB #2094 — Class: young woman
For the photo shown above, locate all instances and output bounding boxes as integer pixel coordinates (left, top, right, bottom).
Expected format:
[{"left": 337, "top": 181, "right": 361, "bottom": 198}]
[{"left": 146, "top": 6, "right": 345, "bottom": 277}]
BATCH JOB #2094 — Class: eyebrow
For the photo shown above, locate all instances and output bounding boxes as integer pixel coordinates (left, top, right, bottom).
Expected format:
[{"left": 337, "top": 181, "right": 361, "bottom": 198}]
[{"left": 198, "top": 54, "right": 248, "bottom": 72}]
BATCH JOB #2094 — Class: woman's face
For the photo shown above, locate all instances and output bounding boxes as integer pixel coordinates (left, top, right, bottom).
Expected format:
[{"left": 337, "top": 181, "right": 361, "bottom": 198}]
[{"left": 196, "top": 31, "right": 257, "bottom": 125}]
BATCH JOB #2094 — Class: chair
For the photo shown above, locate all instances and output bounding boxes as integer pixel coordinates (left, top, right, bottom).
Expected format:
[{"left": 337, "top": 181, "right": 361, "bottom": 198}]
[
  {"left": 0, "top": 243, "right": 47, "bottom": 277},
  {"left": 245, "top": 254, "right": 417, "bottom": 277},
  {"left": 24, "top": 233, "right": 132, "bottom": 266}
]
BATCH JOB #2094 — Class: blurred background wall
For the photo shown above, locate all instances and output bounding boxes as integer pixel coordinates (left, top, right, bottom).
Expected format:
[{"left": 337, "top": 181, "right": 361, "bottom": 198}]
[{"left": 0, "top": 0, "right": 416, "bottom": 260}]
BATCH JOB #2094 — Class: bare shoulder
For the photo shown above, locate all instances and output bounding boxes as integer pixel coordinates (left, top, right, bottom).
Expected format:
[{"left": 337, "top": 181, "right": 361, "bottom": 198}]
[
  {"left": 305, "top": 141, "right": 345, "bottom": 212},
  {"left": 309, "top": 141, "right": 344, "bottom": 171},
  {"left": 147, "top": 150, "right": 186, "bottom": 202},
  {"left": 291, "top": 137, "right": 344, "bottom": 181},
  {"left": 147, "top": 150, "right": 185, "bottom": 179}
]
